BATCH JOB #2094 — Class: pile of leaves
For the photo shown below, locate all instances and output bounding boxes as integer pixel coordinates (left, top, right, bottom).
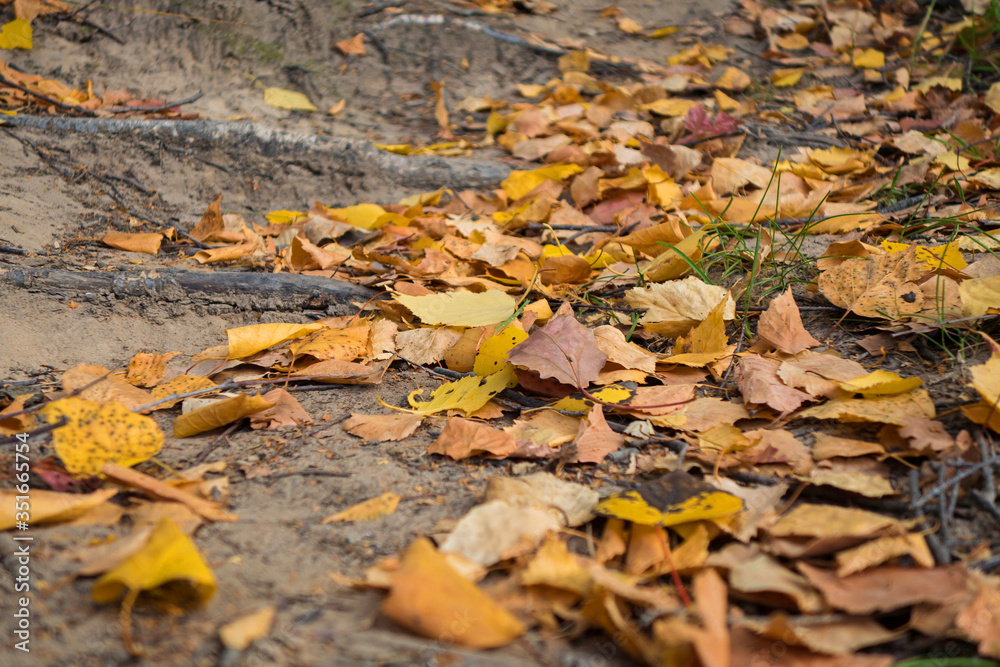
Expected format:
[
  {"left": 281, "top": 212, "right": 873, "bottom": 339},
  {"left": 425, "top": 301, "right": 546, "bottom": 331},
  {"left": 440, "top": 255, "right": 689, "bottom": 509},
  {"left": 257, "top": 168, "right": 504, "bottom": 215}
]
[{"left": 4, "top": 0, "right": 1000, "bottom": 663}]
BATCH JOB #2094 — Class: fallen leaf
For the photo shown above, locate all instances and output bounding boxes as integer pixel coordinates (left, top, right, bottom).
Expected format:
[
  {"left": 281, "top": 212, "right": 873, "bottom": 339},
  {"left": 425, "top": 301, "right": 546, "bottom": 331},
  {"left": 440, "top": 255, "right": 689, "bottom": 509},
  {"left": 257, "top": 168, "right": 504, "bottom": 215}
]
[
  {"left": 92, "top": 517, "right": 216, "bottom": 607},
  {"left": 625, "top": 276, "right": 735, "bottom": 337},
  {"left": 61, "top": 364, "right": 153, "bottom": 412},
  {"left": 263, "top": 87, "right": 317, "bottom": 112},
  {"left": 507, "top": 307, "right": 607, "bottom": 388},
  {"left": 226, "top": 322, "right": 325, "bottom": 359},
  {"left": 818, "top": 246, "right": 926, "bottom": 320},
  {"left": 381, "top": 538, "right": 525, "bottom": 648},
  {"left": 485, "top": 472, "right": 598, "bottom": 526},
  {"left": 427, "top": 417, "right": 517, "bottom": 459},
  {"left": 798, "top": 562, "right": 967, "bottom": 614},
  {"left": 219, "top": 606, "right": 276, "bottom": 651},
  {"left": 395, "top": 290, "right": 516, "bottom": 327},
  {"left": 101, "top": 463, "right": 238, "bottom": 522},
  {"left": 798, "top": 389, "right": 935, "bottom": 425},
  {"left": 570, "top": 404, "right": 625, "bottom": 463},
  {"left": 406, "top": 367, "right": 514, "bottom": 415},
  {"left": 757, "top": 288, "right": 820, "bottom": 354},
  {"left": 173, "top": 393, "right": 274, "bottom": 438},
  {"left": 343, "top": 413, "right": 423, "bottom": 441},
  {"left": 102, "top": 232, "right": 163, "bottom": 255},
  {"left": 126, "top": 352, "right": 180, "bottom": 388},
  {"left": 0, "top": 488, "right": 117, "bottom": 530},
  {"left": 249, "top": 388, "right": 312, "bottom": 429},
  {"left": 736, "top": 353, "right": 813, "bottom": 413},
  {"left": 596, "top": 470, "right": 743, "bottom": 528},
  {"left": 336, "top": 33, "right": 365, "bottom": 56},
  {"left": 40, "top": 398, "right": 164, "bottom": 475},
  {"left": 149, "top": 375, "right": 218, "bottom": 410},
  {"left": 322, "top": 492, "right": 401, "bottom": 523}
]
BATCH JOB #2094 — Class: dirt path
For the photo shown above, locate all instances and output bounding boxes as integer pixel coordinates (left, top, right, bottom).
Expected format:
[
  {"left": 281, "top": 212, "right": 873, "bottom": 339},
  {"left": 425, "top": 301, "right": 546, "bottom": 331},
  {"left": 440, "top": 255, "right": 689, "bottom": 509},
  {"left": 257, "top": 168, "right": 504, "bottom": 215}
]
[{"left": 1, "top": 1, "right": 736, "bottom": 664}]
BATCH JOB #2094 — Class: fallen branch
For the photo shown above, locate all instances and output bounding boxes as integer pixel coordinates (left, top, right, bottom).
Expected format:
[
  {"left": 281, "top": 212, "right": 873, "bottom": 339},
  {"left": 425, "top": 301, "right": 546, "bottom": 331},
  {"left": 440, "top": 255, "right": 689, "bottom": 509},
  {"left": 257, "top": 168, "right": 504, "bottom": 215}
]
[
  {"left": 0, "top": 115, "right": 513, "bottom": 189},
  {"left": 0, "top": 267, "right": 380, "bottom": 313}
]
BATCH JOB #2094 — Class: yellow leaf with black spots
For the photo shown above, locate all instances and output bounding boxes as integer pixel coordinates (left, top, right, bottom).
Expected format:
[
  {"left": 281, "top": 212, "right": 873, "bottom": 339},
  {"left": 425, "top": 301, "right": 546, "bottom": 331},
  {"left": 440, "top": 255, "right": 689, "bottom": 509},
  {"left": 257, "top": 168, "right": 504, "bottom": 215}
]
[
  {"left": 551, "top": 383, "right": 637, "bottom": 412},
  {"left": 595, "top": 470, "right": 743, "bottom": 528},
  {"left": 40, "top": 398, "right": 164, "bottom": 476},
  {"left": 473, "top": 326, "right": 528, "bottom": 383}
]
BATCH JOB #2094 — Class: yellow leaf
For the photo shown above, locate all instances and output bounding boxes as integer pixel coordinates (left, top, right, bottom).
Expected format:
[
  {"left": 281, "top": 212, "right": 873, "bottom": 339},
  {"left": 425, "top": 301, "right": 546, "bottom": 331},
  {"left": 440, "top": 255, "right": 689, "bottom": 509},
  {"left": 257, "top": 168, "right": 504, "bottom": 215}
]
[
  {"left": 715, "top": 66, "right": 751, "bottom": 91},
  {"left": 551, "top": 384, "right": 636, "bottom": 412},
  {"left": 913, "top": 76, "right": 962, "bottom": 94},
  {"left": 375, "top": 143, "right": 412, "bottom": 155},
  {"left": 226, "top": 322, "right": 325, "bottom": 359},
  {"left": 473, "top": 326, "right": 529, "bottom": 379},
  {"left": 639, "top": 98, "right": 700, "bottom": 117},
  {"left": 219, "top": 607, "right": 276, "bottom": 651},
  {"left": 798, "top": 389, "right": 935, "bottom": 425},
  {"left": 618, "top": 17, "right": 643, "bottom": 33},
  {"left": 501, "top": 164, "right": 584, "bottom": 201},
  {"left": 933, "top": 151, "right": 971, "bottom": 172},
  {"left": 881, "top": 240, "right": 968, "bottom": 271},
  {"left": 173, "top": 393, "right": 275, "bottom": 438},
  {"left": 772, "top": 68, "right": 805, "bottom": 87},
  {"left": 263, "top": 87, "right": 317, "bottom": 112},
  {"left": 395, "top": 290, "right": 516, "bottom": 327},
  {"left": 595, "top": 470, "right": 743, "bottom": 527},
  {"left": 960, "top": 275, "right": 1000, "bottom": 317},
  {"left": 853, "top": 48, "right": 885, "bottom": 69},
  {"left": 776, "top": 33, "right": 809, "bottom": 50},
  {"left": 644, "top": 227, "right": 713, "bottom": 282},
  {"left": 985, "top": 82, "right": 1000, "bottom": 115},
  {"left": 288, "top": 325, "right": 370, "bottom": 362},
  {"left": 92, "top": 517, "right": 216, "bottom": 607},
  {"left": 0, "top": 19, "right": 32, "bottom": 50},
  {"left": 381, "top": 538, "right": 525, "bottom": 648},
  {"left": 264, "top": 210, "right": 306, "bottom": 225},
  {"left": 324, "top": 202, "right": 389, "bottom": 229},
  {"left": 150, "top": 375, "right": 218, "bottom": 410},
  {"left": 0, "top": 488, "right": 118, "bottom": 531},
  {"left": 838, "top": 370, "right": 923, "bottom": 396},
  {"left": 126, "top": 351, "right": 180, "bottom": 388},
  {"left": 322, "top": 492, "right": 401, "bottom": 523},
  {"left": 40, "top": 398, "right": 164, "bottom": 475},
  {"left": 644, "top": 165, "right": 683, "bottom": 208},
  {"left": 407, "top": 367, "right": 514, "bottom": 415},
  {"left": 964, "top": 353, "right": 1000, "bottom": 433},
  {"left": 647, "top": 26, "right": 681, "bottom": 39}
]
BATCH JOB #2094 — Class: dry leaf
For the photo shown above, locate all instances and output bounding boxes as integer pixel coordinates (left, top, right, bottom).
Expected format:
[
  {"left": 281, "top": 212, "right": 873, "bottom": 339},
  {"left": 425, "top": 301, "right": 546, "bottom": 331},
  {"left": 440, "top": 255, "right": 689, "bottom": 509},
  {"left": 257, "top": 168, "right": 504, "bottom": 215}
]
[
  {"left": 507, "top": 306, "right": 607, "bottom": 388},
  {"left": 173, "top": 393, "right": 274, "bottom": 438},
  {"left": 343, "top": 413, "right": 423, "bottom": 441},
  {"left": 427, "top": 417, "right": 517, "bottom": 459},
  {"left": 381, "top": 538, "right": 525, "bottom": 648},
  {"left": 757, "top": 289, "right": 819, "bottom": 354},
  {"left": 219, "top": 607, "right": 276, "bottom": 651},
  {"left": 322, "top": 492, "right": 401, "bottom": 523}
]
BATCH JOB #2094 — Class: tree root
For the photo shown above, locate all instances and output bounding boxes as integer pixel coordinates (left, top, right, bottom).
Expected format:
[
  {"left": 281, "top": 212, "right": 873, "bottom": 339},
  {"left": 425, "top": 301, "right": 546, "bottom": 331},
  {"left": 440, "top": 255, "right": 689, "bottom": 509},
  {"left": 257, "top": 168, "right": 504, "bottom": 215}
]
[
  {"left": 0, "top": 115, "right": 512, "bottom": 190},
  {"left": 0, "top": 267, "right": 380, "bottom": 314}
]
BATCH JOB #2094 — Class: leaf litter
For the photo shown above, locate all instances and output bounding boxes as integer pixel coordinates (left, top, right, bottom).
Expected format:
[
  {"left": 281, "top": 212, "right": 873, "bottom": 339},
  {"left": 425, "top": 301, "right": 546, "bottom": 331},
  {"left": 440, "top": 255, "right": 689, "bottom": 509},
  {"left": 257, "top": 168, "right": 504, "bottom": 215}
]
[{"left": 4, "top": 0, "right": 1000, "bottom": 663}]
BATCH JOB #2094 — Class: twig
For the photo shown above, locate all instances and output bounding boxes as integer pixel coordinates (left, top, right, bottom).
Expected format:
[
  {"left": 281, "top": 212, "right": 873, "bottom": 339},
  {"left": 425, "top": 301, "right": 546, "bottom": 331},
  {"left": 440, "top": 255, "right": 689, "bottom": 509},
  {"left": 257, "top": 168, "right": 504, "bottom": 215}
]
[
  {"left": 0, "top": 245, "right": 27, "bottom": 256},
  {"left": 105, "top": 92, "right": 204, "bottom": 115},
  {"left": 191, "top": 419, "right": 243, "bottom": 464},
  {"left": 0, "top": 73, "right": 98, "bottom": 115},
  {"left": 970, "top": 489, "right": 1000, "bottom": 527},
  {"left": 160, "top": 143, "right": 232, "bottom": 174},
  {"left": 366, "top": 14, "right": 565, "bottom": 56},
  {"left": 0, "top": 416, "right": 68, "bottom": 447},
  {"left": 236, "top": 469, "right": 350, "bottom": 483},
  {"left": 74, "top": 16, "right": 127, "bottom": 44}
]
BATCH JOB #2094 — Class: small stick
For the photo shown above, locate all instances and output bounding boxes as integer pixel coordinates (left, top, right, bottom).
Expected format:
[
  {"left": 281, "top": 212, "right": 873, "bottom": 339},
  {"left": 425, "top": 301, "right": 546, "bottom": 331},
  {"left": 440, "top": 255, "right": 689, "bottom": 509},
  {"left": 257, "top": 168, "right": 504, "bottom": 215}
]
[
  {"left": 191, "top": 419, "right": 243, "bottom": 464},
  {"left": 105, "top": 92, "right": 204, "bottom": 115}
]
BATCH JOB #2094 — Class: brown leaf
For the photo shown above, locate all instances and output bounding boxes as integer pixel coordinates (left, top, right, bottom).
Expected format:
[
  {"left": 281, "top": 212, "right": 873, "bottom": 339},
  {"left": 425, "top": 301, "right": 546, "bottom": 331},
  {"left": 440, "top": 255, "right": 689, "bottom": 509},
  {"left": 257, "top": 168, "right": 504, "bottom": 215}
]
[
  {"left": 758, "top": 288, "right": 820, "bottom": 354},
  {"left": 101, "top": 463, "right": 238, "bottom": 522},
  {"left": 818, "top": 246, "right": 927, "bottom": 319},
  {"left": 343, "top": 413, "right": 423, "bottom": 442},
  {"left": 798, "top": 562, "right": 967, "bottom": 614},
  {"left": 102, "top": 232, "right": 163, "bottom": 255},
  {"left": 189, "top": 195, "right": 224, "bottom": 242},
  {"left": 427, "top": 418, "right": 517, "bottom": 460},
  {"left": 336, "top": 33, "right": 365, "bottom": 56},
  {"left": 570, "top": 404, "right": 625, "bottom": 463},
  {"left": 736, "top": 354, "right": 813, "bottom": 413},
  {"left": 249, "top": 388, "right": 312, "bottom": 429},
  {"left": 62, "top": 364, "right": 153, "bottom": 412},
  {"left": 507, "top": 304, "right": 607, "bottom": 388}
]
